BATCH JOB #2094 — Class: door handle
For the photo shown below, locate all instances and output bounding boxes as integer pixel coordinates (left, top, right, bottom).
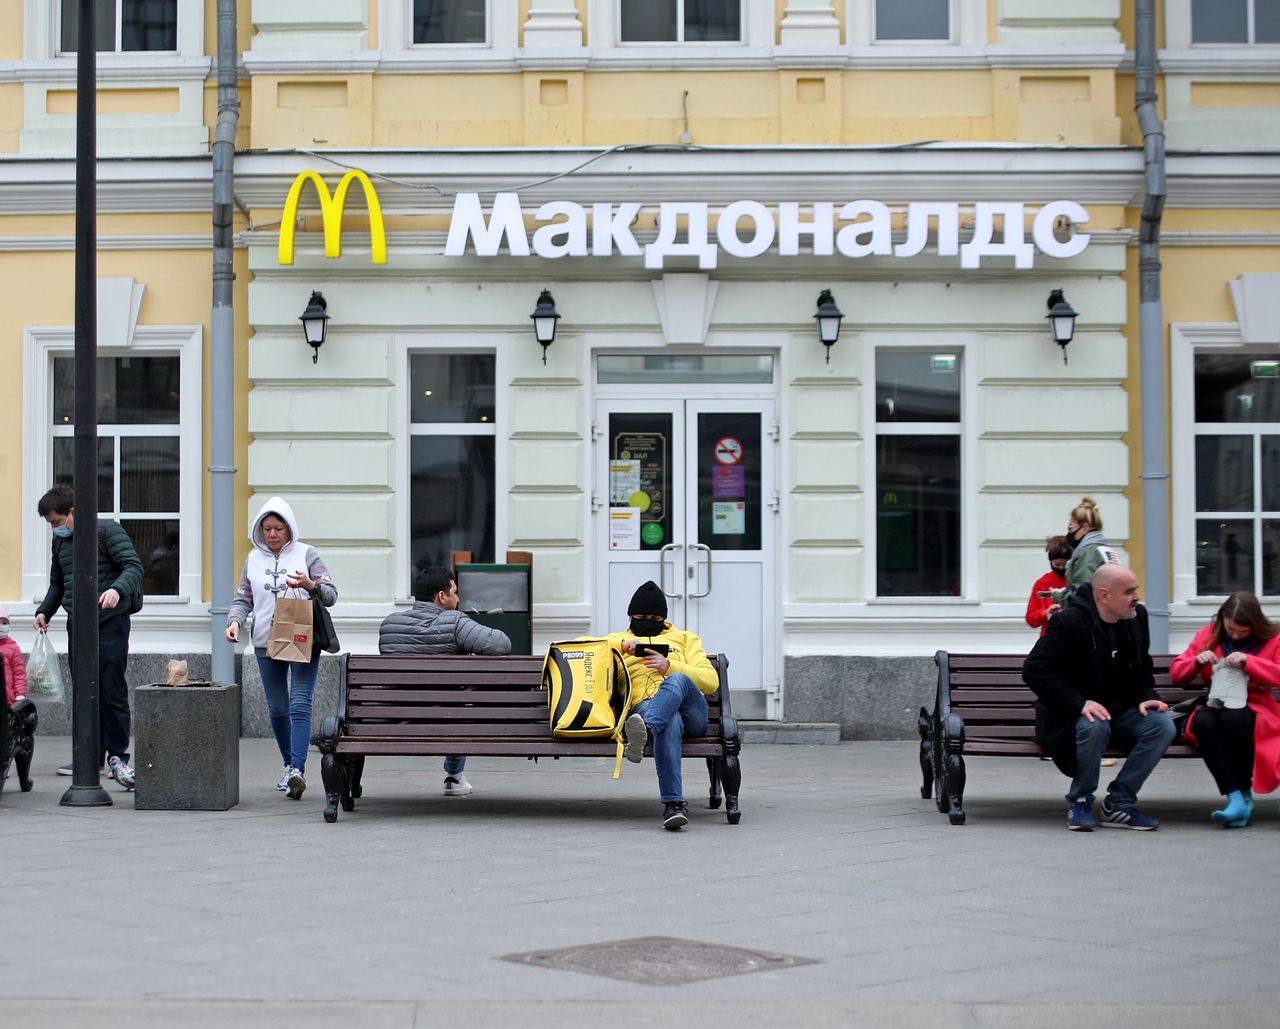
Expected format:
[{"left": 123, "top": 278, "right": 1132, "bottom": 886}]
[
  {"left": 658, "top": 543, "right": 684, "bottom": 599},
  {"left": 689, "top": 542, "right": 711, "bottom": 598}
]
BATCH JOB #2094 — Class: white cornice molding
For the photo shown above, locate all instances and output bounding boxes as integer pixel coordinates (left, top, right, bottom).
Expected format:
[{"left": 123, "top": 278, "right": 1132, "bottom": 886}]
[
  {"left": 1158, "top": 47, "right": 1280, "bottom": 75},
  {"left": 232, "top": 146, "right": 1147, "bottom": 208},
  {"left": 1161, "top": 231, "right": 1280, "bottom": 246},
  {"left": 0, "top": 234, "right": 215, "bottom": 251},
  {"left": 1165, "top": 153, "right": 1280, "bottom": 207},
  {"left": 237, "top": 43, "right": 1134, "bottom": 76},
  {"left": 0, "top": 157, "right": 211, "bottom": 213},
  {"left": 0, "top": 55, "right": 212, "bottom": 83}
]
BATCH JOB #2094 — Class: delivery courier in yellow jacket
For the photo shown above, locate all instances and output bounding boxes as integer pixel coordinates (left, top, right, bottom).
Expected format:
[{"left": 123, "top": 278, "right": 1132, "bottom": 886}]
[{"left": 606, "top": 580, "right": 719, "bottom": 831}]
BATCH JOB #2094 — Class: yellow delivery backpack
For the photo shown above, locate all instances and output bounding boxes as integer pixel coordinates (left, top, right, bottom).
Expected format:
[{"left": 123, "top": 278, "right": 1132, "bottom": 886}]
[{"left": 543, "top": 638, "right": 632, "bottom": 777}]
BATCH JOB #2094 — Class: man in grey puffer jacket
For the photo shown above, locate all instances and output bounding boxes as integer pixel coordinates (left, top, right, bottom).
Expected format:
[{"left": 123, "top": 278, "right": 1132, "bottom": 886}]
[{"left": 378, "top": 565, "right": 511, "bottom": 796}]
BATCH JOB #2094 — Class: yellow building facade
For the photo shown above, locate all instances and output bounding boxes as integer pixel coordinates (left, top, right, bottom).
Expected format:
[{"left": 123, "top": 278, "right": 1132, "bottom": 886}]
[{"left": 2, "top": 1, "right": 1278, "bottom": 731}]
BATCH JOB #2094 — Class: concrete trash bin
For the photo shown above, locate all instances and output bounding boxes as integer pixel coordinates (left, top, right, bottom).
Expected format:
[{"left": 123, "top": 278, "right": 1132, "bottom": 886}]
[{"left": 134, "top": 682, "right": 240, "bottom": 810}]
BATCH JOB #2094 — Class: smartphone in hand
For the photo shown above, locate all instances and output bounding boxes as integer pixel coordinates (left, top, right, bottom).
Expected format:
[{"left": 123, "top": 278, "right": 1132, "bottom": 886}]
[{"left": 633, "top": 643, "right": 670, "bottom": 658}]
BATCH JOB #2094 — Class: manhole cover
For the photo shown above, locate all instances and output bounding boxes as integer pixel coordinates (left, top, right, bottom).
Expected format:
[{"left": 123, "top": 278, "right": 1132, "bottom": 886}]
[{"left": 502, "top": 935, "right": 817, "bottom": 985}]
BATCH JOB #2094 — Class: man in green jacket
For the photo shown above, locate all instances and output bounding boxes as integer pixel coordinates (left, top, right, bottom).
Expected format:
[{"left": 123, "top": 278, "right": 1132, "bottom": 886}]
[{"left": 32, "top": 484, "right": 143, "bottom": 790}]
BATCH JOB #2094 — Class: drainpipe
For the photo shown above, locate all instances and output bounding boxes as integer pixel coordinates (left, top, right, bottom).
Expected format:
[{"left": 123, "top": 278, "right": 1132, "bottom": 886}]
[
  {"left": 210, "top": 0, "right": 239, "bottom": 683},
  {"left": 1135, "top": 0, "right": 1169, "bottom": 652}
]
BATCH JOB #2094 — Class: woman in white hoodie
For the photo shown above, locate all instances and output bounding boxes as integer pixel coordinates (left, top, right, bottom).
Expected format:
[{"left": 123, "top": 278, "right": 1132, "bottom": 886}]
[{"left": 225, "top": 497, "right": 336, "bottom": 799}]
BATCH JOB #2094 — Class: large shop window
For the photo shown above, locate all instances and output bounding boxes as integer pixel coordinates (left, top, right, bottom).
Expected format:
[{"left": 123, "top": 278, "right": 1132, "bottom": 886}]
[
  {"left": 60, "top": 0, "right": 178, "bottom": 52},
  {"left": 875, "top": 351, "right": 962, "bottom": 597},
  {"left": 50, "top": 355, "right": 181, "bottom": 595},
  {"left": 413, "top": 0, "right": 486, "bottom": 44},
  {"left": 1192, "top": 353, "right": 1280, "bottom": 597},
  {"left": 1191, "top": 0, "right": 1280, "bottom": 43},
  {"left": 408, "top": 354, "right": 496, "bottom": 573},
  {"left": 620, "top": 0, "right": 743, "bottom": 42},
  {"left": 875, "top": 0, "right": 950, "bottom": 41}
]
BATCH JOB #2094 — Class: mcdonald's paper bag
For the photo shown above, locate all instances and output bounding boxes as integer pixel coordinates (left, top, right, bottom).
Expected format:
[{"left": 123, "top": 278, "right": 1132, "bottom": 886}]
[{"left": 266, "top": 593, "right": 315, "bottom": 663}]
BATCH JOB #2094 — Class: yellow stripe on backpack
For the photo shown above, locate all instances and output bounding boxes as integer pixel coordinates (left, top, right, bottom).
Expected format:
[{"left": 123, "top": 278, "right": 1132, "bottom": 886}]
[{"left": 543, "top": 639, "right": 632, "bottom": 777}]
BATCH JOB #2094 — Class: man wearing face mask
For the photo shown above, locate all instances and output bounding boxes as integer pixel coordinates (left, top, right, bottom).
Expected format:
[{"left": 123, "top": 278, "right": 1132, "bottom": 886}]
[
  {"left": 32, "top": 484, "right": 143, "bottom": 791},
  {"left": 608, "top": 581, "right": 719, "bottom": 831}
]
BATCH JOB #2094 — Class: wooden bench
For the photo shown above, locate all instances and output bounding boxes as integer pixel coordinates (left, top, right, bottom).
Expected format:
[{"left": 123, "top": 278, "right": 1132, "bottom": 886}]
[
  {"left": 918, "top": 651, "right": 1205, "bottom": 825},
  {"left": 314, "top": 652, "right": 742, "bottom": 825}
]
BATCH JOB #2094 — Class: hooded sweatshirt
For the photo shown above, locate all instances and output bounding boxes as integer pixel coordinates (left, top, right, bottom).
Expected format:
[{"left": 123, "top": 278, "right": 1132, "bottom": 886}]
[
  {"left": 227, "top": 496, "right": 336, "bottom": 650},
  {"left": 1061, "top": 529, "right": 1121, "bottom": 601}
]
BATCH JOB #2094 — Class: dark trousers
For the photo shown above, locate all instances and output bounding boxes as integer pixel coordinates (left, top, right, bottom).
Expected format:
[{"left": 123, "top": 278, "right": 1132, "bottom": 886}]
[
  {"left": 1193, "top": 705, "right": 1255, "bottom": 795},
  {"left": 67, "top": 615, "right": 132, "bottom": 764}
]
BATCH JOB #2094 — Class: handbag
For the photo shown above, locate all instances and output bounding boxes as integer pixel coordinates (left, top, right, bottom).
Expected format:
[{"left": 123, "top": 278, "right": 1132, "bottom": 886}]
[
  {"left": 1168, "top": 694, "right": 1207, "bottom": 742},
  {"left": 312, "top": 593, "right": 340, "bottom": 654},
  {"left": 266, "top": 590, "right": 315, "bottom": 663}
]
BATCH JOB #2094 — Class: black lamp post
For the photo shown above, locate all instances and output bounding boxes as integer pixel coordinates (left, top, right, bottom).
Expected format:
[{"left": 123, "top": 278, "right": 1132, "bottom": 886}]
[
  {"left": 531, "top": 289, "right": 560, "bottom": 364},
  {"left": 1046, "top": 288, "right": 1079, "bottom": 365},
  {"left": 814, "top": 289, "right": 844, "bottom": 364},
  {"left": 299, "top": 291, "right": 329, "bottom": 363}
]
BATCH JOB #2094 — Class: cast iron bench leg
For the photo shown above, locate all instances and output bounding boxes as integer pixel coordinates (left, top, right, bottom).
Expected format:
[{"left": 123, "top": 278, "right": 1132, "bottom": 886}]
[
  {"left": 320, "top": 752, "right": 344, "bottom": 824},
  {"left": 349, "top": 754, "right": 365, "bottom": 800},
  {"left": 942, "top": 712, "right": 967, "bottom": 825},
  {"left": 10, "top": 701, "right": 36, "bottom": 793},
  {"left": 917, "top": 706, "right": 934, "bottom": 800},
  {"left": 706, "top": 757, "right": 723, "bottom": 809},
  {"left": 720, "top": 754, "right": 742, "bottom": 824}
]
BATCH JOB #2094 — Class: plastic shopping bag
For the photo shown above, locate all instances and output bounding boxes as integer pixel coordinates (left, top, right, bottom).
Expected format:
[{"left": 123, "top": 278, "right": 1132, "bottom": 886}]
[{"left": 25, "top": 632, "right": 65, "bottom": 704}]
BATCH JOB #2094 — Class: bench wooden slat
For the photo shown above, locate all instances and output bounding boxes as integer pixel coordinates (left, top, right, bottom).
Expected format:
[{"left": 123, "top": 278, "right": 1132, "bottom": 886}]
[
  {"left": 337, "top": 739, "right": 725, "bottom": 757},
  {"left": 348, "top": 688, "right": 546, "bottom": 704}
]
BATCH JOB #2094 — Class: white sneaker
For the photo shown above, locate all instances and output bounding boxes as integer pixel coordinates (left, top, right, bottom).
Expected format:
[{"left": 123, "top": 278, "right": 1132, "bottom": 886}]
[
  {"left": 286, "top": 768, "right": 306, "bottom": 800},
  {"left": 276, "top": 765, "right": 292, "bottom": 792},
  {"left": 443, "top": 775, "right": 473, "bottom": 797},
  {"left": 107, "top": 756, "right": 135, "bottom": 792}
]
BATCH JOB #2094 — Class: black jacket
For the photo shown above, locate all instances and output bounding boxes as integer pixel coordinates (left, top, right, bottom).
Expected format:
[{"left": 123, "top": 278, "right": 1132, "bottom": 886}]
[{"left": 1022, "top": 584, "right": 1160, "bottom": 770}]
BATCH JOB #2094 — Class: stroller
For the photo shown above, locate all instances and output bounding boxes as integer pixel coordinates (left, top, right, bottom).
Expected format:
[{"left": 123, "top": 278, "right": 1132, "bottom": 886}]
[{"left": 1, "top": 659, "right": 37, "bottom": 796}]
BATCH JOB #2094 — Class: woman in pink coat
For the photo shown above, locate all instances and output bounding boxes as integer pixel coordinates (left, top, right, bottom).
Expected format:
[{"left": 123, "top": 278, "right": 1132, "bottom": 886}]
[{"left": 1169, "top": 592, "right": 1280, "bottom": 827}]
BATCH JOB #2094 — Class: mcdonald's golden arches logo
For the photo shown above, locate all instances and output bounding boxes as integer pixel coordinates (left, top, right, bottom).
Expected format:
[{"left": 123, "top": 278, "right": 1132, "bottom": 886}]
[{"left": 278, "top": 170, "right": 387, "bottom": 266}]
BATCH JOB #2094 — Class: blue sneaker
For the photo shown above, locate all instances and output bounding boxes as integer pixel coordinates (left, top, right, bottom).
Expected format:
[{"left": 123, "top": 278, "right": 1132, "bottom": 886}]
[
  {"left": 1067, "top": 799, "right": 1095, "bottom": 831},
  {"left": 1100, "top": 799, "right": 1159, "bottom": 830}
]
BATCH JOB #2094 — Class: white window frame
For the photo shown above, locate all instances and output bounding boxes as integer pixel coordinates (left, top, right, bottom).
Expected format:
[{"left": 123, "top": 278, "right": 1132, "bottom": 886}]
[
  {"left": 848, "top": 0, "right": 983, "bottom": 47},
  {"left": 26, "top": 0, "right": 202, "bottom": 62},
  {"left": 870, "top": 0, "right": 953, "bottom": 44},
  {"left": 615, "top": 0, "right": 747, "bottom": 45},
  {"left": 1171, "top": 322, "right": 1280, "bottom": 605},
  {"left": 380, "top": 0, "right": 516, "bottom": 51},
  {"left": 863, "top": 334, "right": 976, "bottom": 602},
  {"left": 393, "top": 334, "right": 508, "bottom": 602},
  {"left": 22, "top": 324, "right": 203, "bottom": 607},
  {"left": 588, "top": 0, "right": 773, "bottom": 51},
  {"left": 55, "top": 0, "right": 180, "bottom": 56}
]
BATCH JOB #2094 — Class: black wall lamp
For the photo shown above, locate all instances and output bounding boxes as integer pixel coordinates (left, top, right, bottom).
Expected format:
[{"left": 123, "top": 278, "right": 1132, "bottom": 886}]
[
  {"left": 299, "top": 291, "right": 329, "bottom": 363},
  {"left": 814, "top": 288, "right": 844, "bottom": 363},
  {"left": 1046, "top": 288, "right": 1079, "bottom": 365},
  {"left": 531, "top": 289, "right": 560, "bottom": 364}
]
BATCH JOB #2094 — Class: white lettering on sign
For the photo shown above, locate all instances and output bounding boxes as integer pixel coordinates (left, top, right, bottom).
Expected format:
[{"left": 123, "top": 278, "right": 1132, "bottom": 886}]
[{"left": 444, "top": 194, "right": 1092, "bottom": 268}]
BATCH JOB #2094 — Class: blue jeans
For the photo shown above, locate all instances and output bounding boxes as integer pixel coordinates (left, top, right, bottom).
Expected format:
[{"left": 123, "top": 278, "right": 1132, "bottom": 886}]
[
  {"left": 444, "top": 756, "right": 465, "bottom": 777},
  {"left": 257, "top": 651, "right": 320, "bottom": 773},
  {"left": 631, "top": 673, "right": 709, "bottom": 803},
  {"left": 1068, "top": 706, "right": 1176, "bottom": 807}
]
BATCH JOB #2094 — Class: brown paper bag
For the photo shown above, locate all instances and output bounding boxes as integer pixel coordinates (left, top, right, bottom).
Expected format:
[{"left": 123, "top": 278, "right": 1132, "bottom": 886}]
[
  {"left": 267, "top": 592, "right": 315, "bottom": 663},
  {"left": 165, "top": 659, "right": 189, "bottom": 686}
]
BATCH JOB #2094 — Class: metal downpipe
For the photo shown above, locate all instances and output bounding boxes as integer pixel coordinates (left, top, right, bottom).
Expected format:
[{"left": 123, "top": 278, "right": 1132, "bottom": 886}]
[
  {"left": 1135, "top": 0, "right": 1169, "bottom": 651},
  {"left": 210, "top": 0, "right": 239, "bottom": 683}
]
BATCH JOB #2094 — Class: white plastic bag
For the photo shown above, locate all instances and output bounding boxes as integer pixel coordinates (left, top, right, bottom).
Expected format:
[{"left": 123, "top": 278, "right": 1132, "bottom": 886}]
[
  {"left": 25, "top": 632, "right": 65, "bottom": 704},
  {"left": 1207, "top": 659, "right": 1248, "bottom": 710}
]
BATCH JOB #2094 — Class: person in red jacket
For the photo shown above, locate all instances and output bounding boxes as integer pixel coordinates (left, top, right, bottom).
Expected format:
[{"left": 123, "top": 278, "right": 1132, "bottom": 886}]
[
  {"left": 1169, "top": 591, "right": 1280, "bottom": 828},
  {"left": 0, "top": 605, "right": 27, "bottom": 707},
  {"left": 1026, "top": 536, "right": 1072, "bottom": 636}
]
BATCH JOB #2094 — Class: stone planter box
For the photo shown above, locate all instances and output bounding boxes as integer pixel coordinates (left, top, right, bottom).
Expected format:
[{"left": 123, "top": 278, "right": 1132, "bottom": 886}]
[{"left": 134, "top": 682, "right": 240, "bottom": 811}]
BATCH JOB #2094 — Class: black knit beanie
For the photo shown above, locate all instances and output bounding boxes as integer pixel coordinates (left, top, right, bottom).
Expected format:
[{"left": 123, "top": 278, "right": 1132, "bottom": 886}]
[{"left": 627, "top": 580, "right": 667, "bottom": 618}]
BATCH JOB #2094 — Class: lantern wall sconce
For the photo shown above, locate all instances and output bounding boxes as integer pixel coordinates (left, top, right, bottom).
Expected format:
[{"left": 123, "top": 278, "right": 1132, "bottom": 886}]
[
  {"left": 299, "top": 291, "right": 329, "bottom": 364},
  {"left": 530, "top": 289, "right": 560, "bottom": 364},
  {"left": 1045, "top": 288, "right": 1079, "bottom": 365},
  {"left": 814, "top": 289, "right": 844, "bottom": 364}
]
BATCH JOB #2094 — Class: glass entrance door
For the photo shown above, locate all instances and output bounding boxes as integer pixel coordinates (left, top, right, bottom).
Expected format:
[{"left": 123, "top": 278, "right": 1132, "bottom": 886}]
[{"left": 594, "top": 397, "right": 777, "bottom": 717}]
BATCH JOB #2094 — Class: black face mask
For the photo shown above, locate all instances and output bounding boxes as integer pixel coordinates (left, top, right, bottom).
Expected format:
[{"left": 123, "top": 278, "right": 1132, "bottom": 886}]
[{"left": 629, "top": 617, "right": 666, "bottom": 638}]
